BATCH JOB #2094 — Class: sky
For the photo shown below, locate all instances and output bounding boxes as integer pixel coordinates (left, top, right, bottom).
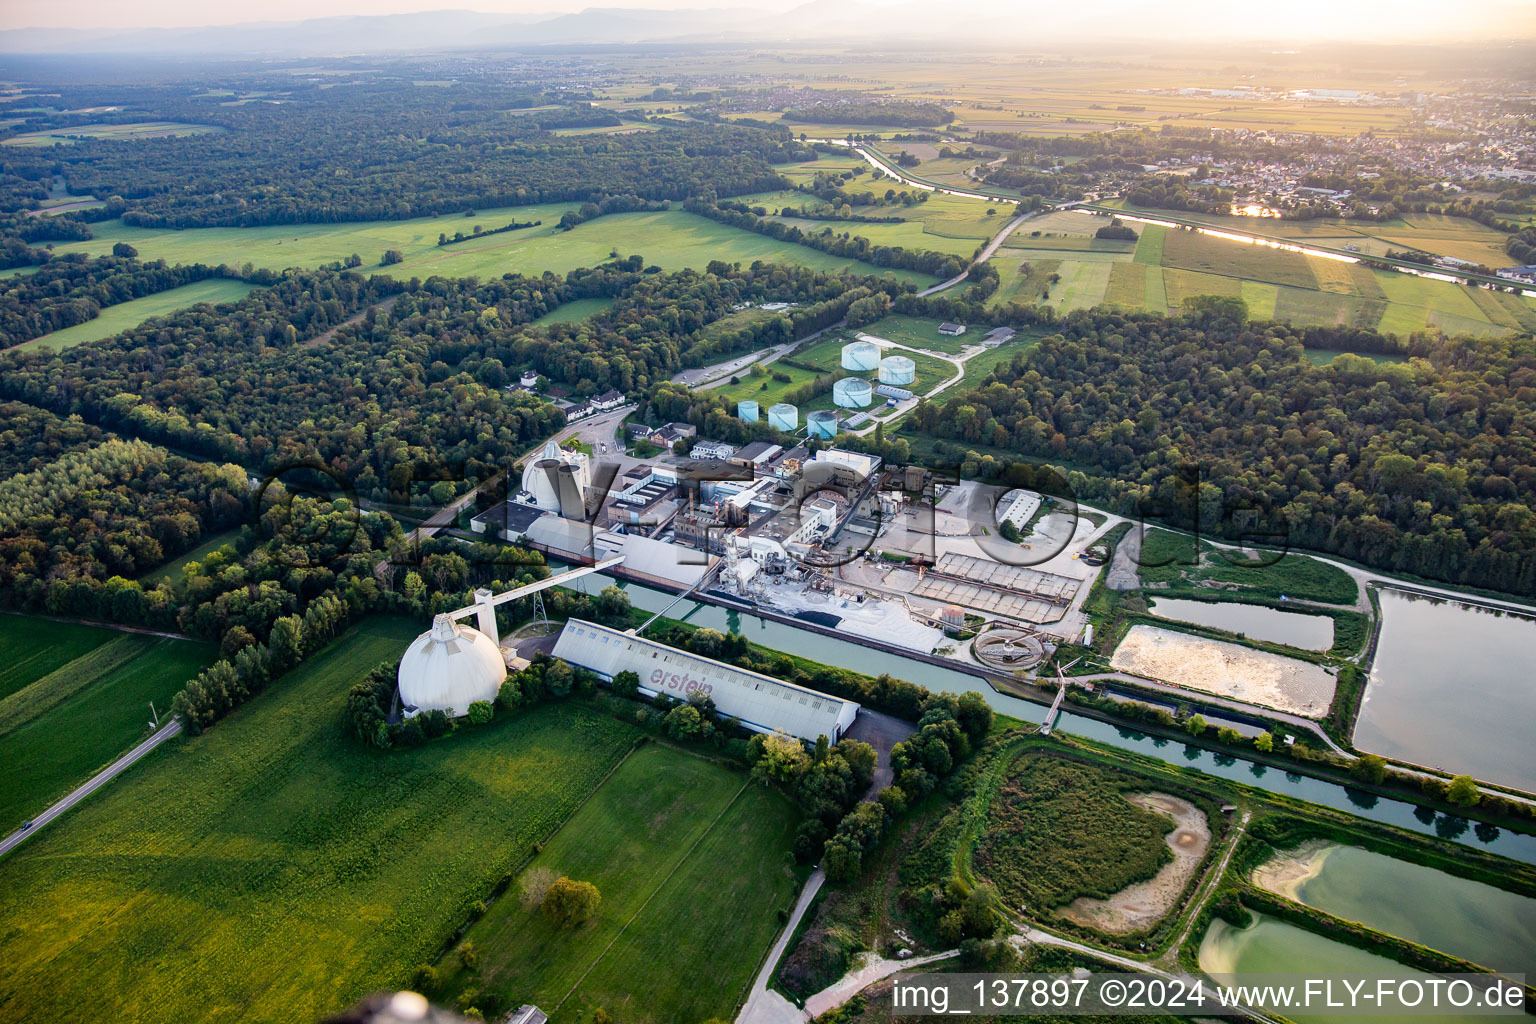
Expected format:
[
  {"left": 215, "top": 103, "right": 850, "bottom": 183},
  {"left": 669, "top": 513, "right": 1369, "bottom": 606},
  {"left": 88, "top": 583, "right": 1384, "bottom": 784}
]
[{"left": 0, "top": 0, "right": 1530, "bottom": 38}]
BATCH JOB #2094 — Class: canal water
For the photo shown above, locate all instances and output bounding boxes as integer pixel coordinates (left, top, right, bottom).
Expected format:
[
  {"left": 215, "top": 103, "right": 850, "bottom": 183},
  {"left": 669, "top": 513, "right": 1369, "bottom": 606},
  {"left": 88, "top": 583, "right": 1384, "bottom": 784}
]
[
  {"left": 1199, "top": 915, "right": 1490, "bottom": 1023},
  {"left": 559, "top": 571, "right": 1536, "bottom": 864},
  {"left": 1147, "top": 597, "right": 1334, "bottom": 652},
  {"left": 1354, "top": 589, "right": 1536, "bottom": 793},
  {"left": 1254, "top": 842, "right": 1536, "bottom": 977}
]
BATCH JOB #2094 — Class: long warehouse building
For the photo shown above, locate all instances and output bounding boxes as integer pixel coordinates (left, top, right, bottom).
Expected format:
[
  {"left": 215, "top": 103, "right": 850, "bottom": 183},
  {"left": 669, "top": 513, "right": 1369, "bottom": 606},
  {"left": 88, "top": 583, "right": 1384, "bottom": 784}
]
[{"left": 551, "top": 619, "right": 859, "bottom": 742}]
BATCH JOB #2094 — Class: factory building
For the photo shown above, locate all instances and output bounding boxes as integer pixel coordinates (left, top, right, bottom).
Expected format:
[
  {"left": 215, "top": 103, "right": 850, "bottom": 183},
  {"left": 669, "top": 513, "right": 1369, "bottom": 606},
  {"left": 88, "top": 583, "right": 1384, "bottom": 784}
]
[{"left": 552, "top": 619, "right": 860, "bottom": 742}]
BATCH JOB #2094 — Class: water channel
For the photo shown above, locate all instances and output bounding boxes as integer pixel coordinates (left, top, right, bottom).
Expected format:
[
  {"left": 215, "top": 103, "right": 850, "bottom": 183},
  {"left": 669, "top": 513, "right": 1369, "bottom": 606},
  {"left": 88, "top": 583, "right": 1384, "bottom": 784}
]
[
  {"left": 1147, "top": 597, "right": 1334, "bottom": 652},
  {"left": 1355, "top": 589, "right": 1536, "bottom": 793},
  {"left": 557, "top": 570, "right": 1536, "bottom": 864}
]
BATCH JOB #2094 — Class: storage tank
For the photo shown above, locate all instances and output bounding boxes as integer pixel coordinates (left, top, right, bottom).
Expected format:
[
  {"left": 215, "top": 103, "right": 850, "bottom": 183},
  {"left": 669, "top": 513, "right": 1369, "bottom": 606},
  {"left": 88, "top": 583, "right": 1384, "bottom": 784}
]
[
  {"left": 521, "top": 439, "right": 588, "bottom": 513},
  {"left": 738, "top": 400, "right": 760, "bottom": 423},
  {"left": 398, "top": 614, "right": 507, "bottom": 718},
  {"left": 878, "top": 355, "right": 916, "bottom": 386},
  {"left": 840, "top": 340, "right": 880, "bottom": 371},
  {"left": 556, "top": 463, "right": 586, "bottom": 519},
  {"left": 807, "top": 409, "right": 839, "bottom": 440},
  {"left": 768, "top": 403, "right": 799, "bottom": 431},
  {"left": 832, "top": 377, "right": 873, "bottom": 409}
]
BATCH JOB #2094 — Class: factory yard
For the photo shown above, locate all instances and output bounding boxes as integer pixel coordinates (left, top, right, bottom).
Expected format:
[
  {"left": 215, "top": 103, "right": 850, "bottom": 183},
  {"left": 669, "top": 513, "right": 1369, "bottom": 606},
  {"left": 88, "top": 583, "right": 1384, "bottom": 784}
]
[{"left": 1109, "top": 624, "right": 1336, "bottom": 718}]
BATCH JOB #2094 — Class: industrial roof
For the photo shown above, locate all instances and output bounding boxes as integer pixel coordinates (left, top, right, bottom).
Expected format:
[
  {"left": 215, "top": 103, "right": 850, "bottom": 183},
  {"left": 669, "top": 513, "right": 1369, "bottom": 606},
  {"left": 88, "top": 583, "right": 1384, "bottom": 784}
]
[{"left": 552, "top": 619, "right": 859, "bottom": 741}]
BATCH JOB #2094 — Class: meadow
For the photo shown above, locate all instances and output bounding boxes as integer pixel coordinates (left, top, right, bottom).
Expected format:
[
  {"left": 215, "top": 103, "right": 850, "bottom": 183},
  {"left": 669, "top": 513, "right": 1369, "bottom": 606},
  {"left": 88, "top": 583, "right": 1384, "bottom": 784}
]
[
  {"left": 1, "top": 121, "right": 220, "bottom": 146},
  {"left": 973, "top": 753, "right": 1173, "bottom": 909},
  {"left": 1137, "top": 529, "right": 1360, "bottom": 606},
  {"left": 983, "top": 217, "right": 1536, "bottom": 337},
  {"left": 0, "top": 620, "right": 213, "bottom": 834},
  {"left": 531, "top": 296, "right": 616, "bottom": 326},
  {"left": 52, "top": 205, "right": 936, "bottom": 287},
  {"left": 0, "top": 618, "right": 663, "bottom": 1024},
  {"left": 12, "top": 279, "right": 263, "bottom": 352},
  {"left": 438, "top": 742, "right": 801, "bottom": 1023}
]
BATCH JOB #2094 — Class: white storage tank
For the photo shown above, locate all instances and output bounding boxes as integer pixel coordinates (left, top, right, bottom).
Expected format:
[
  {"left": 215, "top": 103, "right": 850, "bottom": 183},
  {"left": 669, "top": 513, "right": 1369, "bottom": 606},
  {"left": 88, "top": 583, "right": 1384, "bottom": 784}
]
[
  {"left": 807, "top": 409, "right": 839, "bottom": 440},
  {"left": 768, "top": 403, "right": 799, "bottom": 431},
  {"left": 878, "top": 355, "right": 916, "bottom": 386},
  {"left": 832, "top": 377, "right": 873, "bottom": 408},
  {"left": 840, "top": 340, "right": 880, "bottom": 371},
  {"left": 738, "top": 400, "right": 760, "bottom": 423},
  {"left": 398, "top": 614, "right": 507, "bottom": 718}
]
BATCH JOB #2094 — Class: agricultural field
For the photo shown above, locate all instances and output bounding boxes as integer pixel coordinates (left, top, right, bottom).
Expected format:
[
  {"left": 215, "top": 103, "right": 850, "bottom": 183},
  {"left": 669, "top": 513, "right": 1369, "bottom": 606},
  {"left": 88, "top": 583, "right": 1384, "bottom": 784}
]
[
  {"left": 52, "top": 207, "right": 935, "bottom": 286},
  {"left": 12, "top": 279, "right": 264, "bottom": 352},
  {"left": 436, "top": 742, "right": 801, "bottom": 1023},
  {"left": 979, "top": 217, "right": 1535, "bottom": 336},
  {"left": 1, "top": 121, "right": 220, "bottom": 146},
  {"left": 973, "top": 753, "right": 1174, "bottom": 910},
  {"left": 0, "top": 617, "right": 671, "bottom": 1024},
  {"left": 0, "top": 617, "right": 213, "bottom": 833}
]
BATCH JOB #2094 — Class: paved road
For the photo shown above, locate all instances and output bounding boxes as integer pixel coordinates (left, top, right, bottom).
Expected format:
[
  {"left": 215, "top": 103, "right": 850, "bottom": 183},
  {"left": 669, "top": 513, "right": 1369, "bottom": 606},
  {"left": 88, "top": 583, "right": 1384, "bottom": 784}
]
[
  {"left": 0, "top": 718, "right": 182, "bottom": 859},
  {"left": 918, "top": 212, "right": 1032, "bottom": 297},
  {"left": 737, "top": 868, "right": 825, "bottom": 1024}
]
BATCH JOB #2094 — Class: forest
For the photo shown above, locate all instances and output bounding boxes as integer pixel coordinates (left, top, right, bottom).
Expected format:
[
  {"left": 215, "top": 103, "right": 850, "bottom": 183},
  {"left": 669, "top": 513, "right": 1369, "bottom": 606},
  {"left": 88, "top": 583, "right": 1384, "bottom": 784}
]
[
  {"left": 0, "top": 253, "right": 233, "bottom": 346},
  {"left": 0, "top": 81, "right": 810, "bottom": 232}
]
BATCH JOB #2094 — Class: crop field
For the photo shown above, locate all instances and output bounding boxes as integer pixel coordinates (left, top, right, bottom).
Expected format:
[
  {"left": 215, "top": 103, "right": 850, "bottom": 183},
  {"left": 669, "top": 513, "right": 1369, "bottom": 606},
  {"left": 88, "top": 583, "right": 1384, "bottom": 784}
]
[
  {"left": 532, "top": 296, "right": 616, "bottom": 326},
  {"left": 973, "top": 753, "right": 1174, "bottom": 909},
  {"left": 0, "top": 624, "right": 213, "bottom": 834},
  {"left": 0, "top": 617, "right": 660, "bottom": 1024},
  {"left": 1, "top": 121, "right": 221, "bottom": 146},
  {"left": 438, "top": 742, "right": 800, "bottom": 1023},
  {"left": 981, "top": 214, "right": 1533, "bottom": 336},
  {"left": 12, "top": 280, "right": 263, "bottom": 352},
  {"left": 54, "top": 207, "right": 934, "bottom": 286}
]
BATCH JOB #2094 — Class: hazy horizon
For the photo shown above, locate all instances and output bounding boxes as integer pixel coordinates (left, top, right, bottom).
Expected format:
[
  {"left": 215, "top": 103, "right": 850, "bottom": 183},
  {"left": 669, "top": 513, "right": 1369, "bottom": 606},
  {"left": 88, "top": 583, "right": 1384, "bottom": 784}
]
[{"left": 3, "top": 0, "right": 1534, "bottom": 44}]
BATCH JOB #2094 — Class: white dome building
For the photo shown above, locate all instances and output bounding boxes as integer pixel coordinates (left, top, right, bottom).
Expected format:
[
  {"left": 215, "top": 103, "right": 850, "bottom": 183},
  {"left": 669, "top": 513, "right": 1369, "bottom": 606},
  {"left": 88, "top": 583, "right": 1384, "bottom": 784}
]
[
  {"left": 521, "top": 439, "right": 590, "bottom": 513},
  {"left": 398, "top": 614, "right": 507, "bottom": 718}
]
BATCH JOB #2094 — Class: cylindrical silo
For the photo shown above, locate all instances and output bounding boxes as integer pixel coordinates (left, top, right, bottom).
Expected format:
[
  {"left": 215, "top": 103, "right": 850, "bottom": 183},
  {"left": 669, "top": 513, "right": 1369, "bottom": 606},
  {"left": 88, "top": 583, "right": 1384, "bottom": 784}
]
[
  {"left": 807, "top": 410, "right": 839, "bottom": 440},
  {"left": 556, "top": 463, "right": 586, "bottom": 519},
  {"left": 878, "top": 355, "right": 916, "bottom": 386},
  {"left": 840, "top": 340, "right": 880, "bottom": 371},
  {"left": 738, "top": 400, "right": 760, "bottom": 423},
  {"left": 529, "top": 458, "right": 562, "bottom": 511},
  {"left": 832, "top": 377, "right": 873, "bottom": 409},
  {"left": 768, "top": 403, "right": 798, "bottom": 431}
]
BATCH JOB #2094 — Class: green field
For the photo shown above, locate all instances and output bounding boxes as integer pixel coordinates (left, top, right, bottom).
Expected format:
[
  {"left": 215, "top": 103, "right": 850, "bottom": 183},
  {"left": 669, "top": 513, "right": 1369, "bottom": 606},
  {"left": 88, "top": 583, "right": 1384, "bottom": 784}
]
[
  {"left": 0, "top": 618, "right": 672, "bottom": 1024},
  {"left": 0, "top": 614, "right": 114, "bottom": 701},
  {"left": 1, "top": 121, "right": 220, "bottom": 147},
  {"left": 856, "top": 313, "right": 976, "bottom": 354},
  {"left": 0, "top": 622, "right": 213, "bottom": 833},
  {"left": 53, "top": 207, "right": 935, "bottom": 286},
  {"left": 532, "top": 296, "right": 617, "bottom": 326},
  {"left": 439, "top": 742, "right": 801, "bottom": 1023},
  {"left": 138, "top": 528, "right": 245, "bottom": 589},
  {"left": 13, "top": 280, "right": 263, "bottom": 352},
  {"left": 1138, "top": 529, "right": 1360, "bottom": 606},
  {"left": 973, "top": 753, "right": 1173, "bottom": 909}
]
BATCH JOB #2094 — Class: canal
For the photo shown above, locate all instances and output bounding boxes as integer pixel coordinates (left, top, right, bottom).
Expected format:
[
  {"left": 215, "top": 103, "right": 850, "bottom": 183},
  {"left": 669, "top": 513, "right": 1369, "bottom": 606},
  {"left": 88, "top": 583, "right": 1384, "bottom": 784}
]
[{"left": 558, "top": 570, "right": 1536, "bottom": 864}]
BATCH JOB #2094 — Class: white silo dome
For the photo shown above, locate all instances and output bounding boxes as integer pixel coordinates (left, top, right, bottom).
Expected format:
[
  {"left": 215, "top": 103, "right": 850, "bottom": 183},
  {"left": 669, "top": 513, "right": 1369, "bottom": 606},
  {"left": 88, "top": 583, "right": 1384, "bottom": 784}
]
[{"left": 398, "top": 614, "right": 507, "bottom": 718}]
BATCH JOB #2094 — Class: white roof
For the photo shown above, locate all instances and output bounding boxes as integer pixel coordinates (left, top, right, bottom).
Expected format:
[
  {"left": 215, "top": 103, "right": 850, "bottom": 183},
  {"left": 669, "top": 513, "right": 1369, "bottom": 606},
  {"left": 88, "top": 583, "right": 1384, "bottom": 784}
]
[
  {"left": 551, "top": 619, "right": 859, "bottom": 741},
  {"left": 398, "top": 614, "right": 507, "bottom": 717}
]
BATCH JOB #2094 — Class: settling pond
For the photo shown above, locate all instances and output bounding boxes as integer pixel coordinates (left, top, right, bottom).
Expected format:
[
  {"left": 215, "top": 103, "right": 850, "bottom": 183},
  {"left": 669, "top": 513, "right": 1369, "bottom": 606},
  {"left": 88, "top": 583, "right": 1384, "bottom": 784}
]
[
  {"left": 1254, "top": 842, "right": 1536, "bottom": 977},
  {"left": 1200, "top": 914, "right": 1491, "bottom": 1023},
  {"left": 1147, "top": 597, "right": 1334, "bottom": 651},
  {"left": 557, "top": 570, "right": 1536, "bottom": 863},
  {"left": 1355, "top": 589, "right": 1536, "bottom": 793}
]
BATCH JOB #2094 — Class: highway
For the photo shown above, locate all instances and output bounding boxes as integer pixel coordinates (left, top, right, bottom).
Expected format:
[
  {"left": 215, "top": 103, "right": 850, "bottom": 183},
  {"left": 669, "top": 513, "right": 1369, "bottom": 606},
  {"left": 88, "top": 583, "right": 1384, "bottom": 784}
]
[{"left": 0, "top": 718, "right": 182, "bottom": 860}]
